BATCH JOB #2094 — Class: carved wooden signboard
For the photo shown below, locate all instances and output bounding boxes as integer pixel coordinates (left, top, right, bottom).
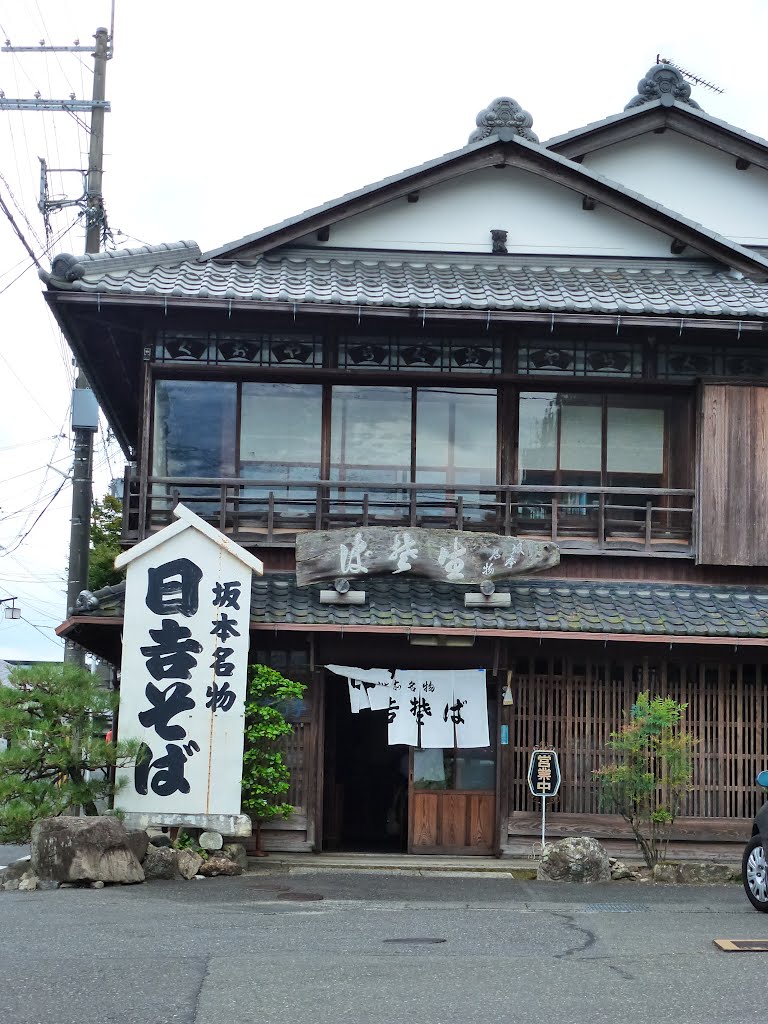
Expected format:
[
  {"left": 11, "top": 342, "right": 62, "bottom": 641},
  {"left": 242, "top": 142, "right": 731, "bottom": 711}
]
[{"left": 295, "top": 526, "right": 559, "bottom": 587}]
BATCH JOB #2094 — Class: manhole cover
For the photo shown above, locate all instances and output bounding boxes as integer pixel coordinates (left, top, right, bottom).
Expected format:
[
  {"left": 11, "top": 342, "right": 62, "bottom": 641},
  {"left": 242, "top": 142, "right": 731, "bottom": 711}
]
[
  {"left": 583, "top": 904, "right": 649, "bottom": 913},
  {"left": 383, "top": 938, "right": 447, "bottom": 945},
  {"left": 276, "top": 891, "right": 324, "bottom": 902},
  {"left": 714, "top": 939, "right": 768, "bottom": 952}
]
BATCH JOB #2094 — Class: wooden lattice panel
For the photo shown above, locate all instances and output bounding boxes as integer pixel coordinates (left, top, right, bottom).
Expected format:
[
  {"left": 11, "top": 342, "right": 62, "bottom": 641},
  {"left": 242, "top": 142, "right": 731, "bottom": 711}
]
[{"left": 508, "top": 656, "right": 768, "bottom": 821}]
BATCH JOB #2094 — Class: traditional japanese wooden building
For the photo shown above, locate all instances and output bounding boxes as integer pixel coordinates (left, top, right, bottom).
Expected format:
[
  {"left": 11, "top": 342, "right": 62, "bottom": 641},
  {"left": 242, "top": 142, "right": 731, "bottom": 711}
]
[{"left": 49, "top": 64, "right": 768, "bottom": 857}]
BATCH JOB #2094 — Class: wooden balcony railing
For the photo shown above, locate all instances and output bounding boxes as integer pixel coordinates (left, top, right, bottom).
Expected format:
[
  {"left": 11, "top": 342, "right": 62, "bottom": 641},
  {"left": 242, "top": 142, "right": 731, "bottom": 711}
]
[{"left": 121, "top": 469, "right": 695, "bottom": 557}]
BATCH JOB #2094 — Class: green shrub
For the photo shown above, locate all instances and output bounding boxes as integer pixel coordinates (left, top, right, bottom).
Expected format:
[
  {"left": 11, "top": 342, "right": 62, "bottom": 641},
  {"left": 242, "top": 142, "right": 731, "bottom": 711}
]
[
  {"left": 594, "top": 692, "right": 695, "bottom": 868},
  {"left": 241, "top": 665, "right": 305, "bottom": 831}
]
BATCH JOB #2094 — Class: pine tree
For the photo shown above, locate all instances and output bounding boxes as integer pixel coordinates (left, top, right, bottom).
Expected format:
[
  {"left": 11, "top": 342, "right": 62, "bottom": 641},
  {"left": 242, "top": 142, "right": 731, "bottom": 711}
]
[
  {"left": 88, "top": 494, "right": 125, "bottom": 592},
  {"left": 0, "top": 663, "right": 137, "bottom": 842}
]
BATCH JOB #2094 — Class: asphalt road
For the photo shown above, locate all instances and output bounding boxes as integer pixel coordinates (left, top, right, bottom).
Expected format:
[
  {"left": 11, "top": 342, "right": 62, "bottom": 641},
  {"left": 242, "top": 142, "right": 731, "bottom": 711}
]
[{"left": 1, "top": 866, "right": 767, "bottom": 1024}]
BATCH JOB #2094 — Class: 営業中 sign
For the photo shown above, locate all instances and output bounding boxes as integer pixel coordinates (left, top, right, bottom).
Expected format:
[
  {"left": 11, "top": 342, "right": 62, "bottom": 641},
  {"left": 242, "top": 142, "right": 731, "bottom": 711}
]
[{"left": 527, "top": 748, "right": 561, "bottom": 799}]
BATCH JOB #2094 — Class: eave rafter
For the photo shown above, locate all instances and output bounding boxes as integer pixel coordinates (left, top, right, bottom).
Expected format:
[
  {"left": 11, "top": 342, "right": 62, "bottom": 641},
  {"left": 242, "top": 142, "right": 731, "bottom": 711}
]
[{"left": 548, "top": 103, "right": 768, "bottom": 176}]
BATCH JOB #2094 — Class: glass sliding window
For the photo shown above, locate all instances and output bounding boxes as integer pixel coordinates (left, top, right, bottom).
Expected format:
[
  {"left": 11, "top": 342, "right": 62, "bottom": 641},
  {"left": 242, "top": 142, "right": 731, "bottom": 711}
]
[
  {"left": 517, "top": 391, "right": 692, "bottom": 534},
  {"left": 518, "top": 393, "right": 602, "bottom": 519},
  {"left": 240, "top": 383, "right": 323, "bottom": 518},
  {"left": 415, "top": 388, "right": 496, "bottom": 486},
  {"left": 153, "top": 380, "right": 236, "bottom": 478},
  {"left": 517, "top": 392, "right": 690, "bottom": 487},
  {"left": 416, "top": 387, "right": 496, "bottom": 524},
  {"left": 152, "top": 380, "right": 237, "bottom": 517},
  {"left": 330, "top": 386, "right": 412, "bottom": 519}
]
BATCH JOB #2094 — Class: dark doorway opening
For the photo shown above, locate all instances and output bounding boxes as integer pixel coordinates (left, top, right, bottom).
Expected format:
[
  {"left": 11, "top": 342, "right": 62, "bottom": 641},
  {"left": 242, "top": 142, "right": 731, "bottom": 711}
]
[{"left": 323, "top": 673, "right": 408, "bottom": 852}]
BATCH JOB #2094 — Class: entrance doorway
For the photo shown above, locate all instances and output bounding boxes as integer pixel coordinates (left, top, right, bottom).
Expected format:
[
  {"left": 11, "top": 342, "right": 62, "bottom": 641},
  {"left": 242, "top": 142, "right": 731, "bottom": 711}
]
[
  {"left": 323, "top": 673, "right": 408, "bottom": 852},
  {"left": 321, "top": 672, "right": 498, "bottom": 855}
]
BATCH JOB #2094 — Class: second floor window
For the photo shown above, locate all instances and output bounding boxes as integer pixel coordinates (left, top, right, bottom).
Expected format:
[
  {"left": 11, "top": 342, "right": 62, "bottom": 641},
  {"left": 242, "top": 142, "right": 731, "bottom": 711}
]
[
  {"left": 517, "top": 392, "right": 692, "bottom": 492},
  {"left": 240, "top": 383, "right": 323, "bottom": 484},
  {"left": 329, "top": 386, "right": 497, "bottom": 486}
]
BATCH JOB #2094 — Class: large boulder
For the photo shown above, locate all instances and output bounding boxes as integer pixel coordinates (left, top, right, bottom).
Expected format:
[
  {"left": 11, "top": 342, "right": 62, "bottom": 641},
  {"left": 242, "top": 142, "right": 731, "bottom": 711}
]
[
  {"left": 124, "top": 829, "right": 150, "bottom": 865},
  {"left": 537, "top": 837, "right": 611, "bottom": 882},
  {"left": 31, "top": 816, "right": 144, "bottom": 884},
  {"left": 142, "top": 846, "right": 179, "bottom": 881}
]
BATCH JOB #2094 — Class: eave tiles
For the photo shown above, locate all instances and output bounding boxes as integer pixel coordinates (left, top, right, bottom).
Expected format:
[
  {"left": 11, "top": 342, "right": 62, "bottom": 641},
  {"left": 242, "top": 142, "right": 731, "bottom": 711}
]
[
  {"left": 47, "top": 250, "right": 768, "bottom": 319},
  {"left": 78, "top": 577, "right": 768, "bottom": 639}
]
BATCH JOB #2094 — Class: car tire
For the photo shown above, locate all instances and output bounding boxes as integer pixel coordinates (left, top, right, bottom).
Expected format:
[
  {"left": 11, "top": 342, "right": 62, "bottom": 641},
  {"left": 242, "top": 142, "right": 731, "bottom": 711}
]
[{"left": 743, "top": 836, "right": 768, "bottom": 912}]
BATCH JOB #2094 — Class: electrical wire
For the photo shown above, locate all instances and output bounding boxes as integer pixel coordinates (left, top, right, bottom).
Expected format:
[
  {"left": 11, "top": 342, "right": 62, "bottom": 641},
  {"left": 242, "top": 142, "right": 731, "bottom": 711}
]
[
  {"left": 0, "top": 475, "right": 69, "bottom": 555},
  {"left": 21, "top": 616, "right": 64, "bottom": 648},
  {"left": 0, "top": 209, "right": 83, "bottom": 295}
]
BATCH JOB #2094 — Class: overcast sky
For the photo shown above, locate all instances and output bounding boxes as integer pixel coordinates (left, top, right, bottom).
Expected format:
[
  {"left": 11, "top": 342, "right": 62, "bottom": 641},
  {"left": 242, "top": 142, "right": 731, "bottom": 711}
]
[{"left": 1, "top": 0, "right": 767, "bottom": 661}]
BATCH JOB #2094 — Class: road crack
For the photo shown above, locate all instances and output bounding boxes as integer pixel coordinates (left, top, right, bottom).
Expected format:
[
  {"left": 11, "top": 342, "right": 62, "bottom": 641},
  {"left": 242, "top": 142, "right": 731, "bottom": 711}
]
[
  {"left": 551, "top": 912, "right": 597, "bottom": 958},
  {"left": 190, "top": 953, "right": 212, "bottom": 1023}
]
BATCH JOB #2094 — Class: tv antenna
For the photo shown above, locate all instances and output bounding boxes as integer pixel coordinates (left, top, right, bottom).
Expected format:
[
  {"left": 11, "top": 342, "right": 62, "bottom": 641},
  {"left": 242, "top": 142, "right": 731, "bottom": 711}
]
[{"left": 656, "top": 55, "right": 724, "bottom": 94}]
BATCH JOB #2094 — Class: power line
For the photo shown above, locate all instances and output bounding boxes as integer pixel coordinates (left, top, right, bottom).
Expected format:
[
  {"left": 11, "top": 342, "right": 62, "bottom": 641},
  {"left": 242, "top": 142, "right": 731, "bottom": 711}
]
[
  {"left": 0, "top": 167, "right": 43, "bottom": 248},
  {"left": 0, "top": 474, "right": 69, "bottom": 555},
  {"left": 0, "top": 350, "right": 61, "bottom": 424},
  {"left": 0, "top": 209, "right": 83, "bottom": 295},
  {"left": 0, "top": 187, "right": 41, "bottom": 266},
  {"left": 21, "top": 616, "right": 64, "bottom": 648}
]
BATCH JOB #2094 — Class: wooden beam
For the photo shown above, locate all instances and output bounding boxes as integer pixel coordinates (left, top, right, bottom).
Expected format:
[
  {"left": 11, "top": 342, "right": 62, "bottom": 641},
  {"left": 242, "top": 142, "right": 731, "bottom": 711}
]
[
  {"left": 246, "top": 621, "right": 768, "bottom": 646},
  {"left": 547, "top": 106, "right": 668, "bottom": 158},
  {"left": 49, "top": 293, "right": 768, "bottom": 333}
]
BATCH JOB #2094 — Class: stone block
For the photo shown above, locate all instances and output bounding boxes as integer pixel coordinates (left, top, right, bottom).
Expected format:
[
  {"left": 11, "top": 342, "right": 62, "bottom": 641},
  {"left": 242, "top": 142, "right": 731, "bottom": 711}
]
[
  {"left": 176, "top": 849, "right": 204, "bottom": 880},
  {"left": 0, "top": 858, "right": 32, "bottom": 884},
  {"left": 199, "top": 831, "right": 223, "bottom": 851},
  {"left": 652, "top": 863, "right": 680, "bottom": 884},
  {"left": 199, "top": 855, "right": 242, "bottom": 877},
  {"left": 142, "top": 846, "right": 179, "bottom": 881},
  {"left": 220, "top": 843, "right": 248, "bottom": 871}
]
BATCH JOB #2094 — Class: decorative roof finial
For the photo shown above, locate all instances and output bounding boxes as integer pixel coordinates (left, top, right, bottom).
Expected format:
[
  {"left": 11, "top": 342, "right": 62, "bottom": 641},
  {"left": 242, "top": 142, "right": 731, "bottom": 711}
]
[
  {"left": 625, "top": 62, "right": 703, "bottom": 111},
  {"left": 469, "top": 96, "right": 538, "bottom": 144}
]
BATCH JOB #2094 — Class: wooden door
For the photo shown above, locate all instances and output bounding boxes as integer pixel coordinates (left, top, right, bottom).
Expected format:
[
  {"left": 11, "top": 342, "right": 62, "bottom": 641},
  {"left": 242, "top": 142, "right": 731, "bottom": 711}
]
[
  {"left": 409, "top": 787, "right": 495, "bottom": 854},
  {"left": 408, "top": 696, "right": 497, "bottom": 855}
]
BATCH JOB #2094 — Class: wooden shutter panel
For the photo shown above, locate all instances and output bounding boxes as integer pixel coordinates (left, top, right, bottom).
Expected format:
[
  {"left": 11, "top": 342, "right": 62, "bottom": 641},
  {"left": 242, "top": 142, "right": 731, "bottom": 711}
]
[{"left": 697, "top": 383, "right": 768, "bottom": 565}]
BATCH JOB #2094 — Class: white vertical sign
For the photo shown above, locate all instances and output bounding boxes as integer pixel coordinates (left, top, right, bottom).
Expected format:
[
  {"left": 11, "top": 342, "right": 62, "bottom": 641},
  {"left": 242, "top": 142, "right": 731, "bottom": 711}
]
[{"left": 115, "top": 506, "right": 262, "bottom": 817}]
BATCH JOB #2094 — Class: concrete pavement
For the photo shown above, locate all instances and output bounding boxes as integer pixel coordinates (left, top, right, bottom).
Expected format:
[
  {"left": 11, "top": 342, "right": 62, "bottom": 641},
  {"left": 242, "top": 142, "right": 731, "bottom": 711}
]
[{"left": 1, "top": 868, "right": 767, "bottom": 1024}]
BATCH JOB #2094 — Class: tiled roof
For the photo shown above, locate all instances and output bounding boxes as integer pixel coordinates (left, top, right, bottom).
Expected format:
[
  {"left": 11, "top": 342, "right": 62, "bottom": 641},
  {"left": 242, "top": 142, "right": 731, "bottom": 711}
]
[
  {"left": 42, "top": 249, "right": 768, "bottom": 319},
  {"left": 78, "top": 576, "right": 768, "bottom": 639},
  {"left": 544, "top": 98, "right": 768, "bottom": 159}
]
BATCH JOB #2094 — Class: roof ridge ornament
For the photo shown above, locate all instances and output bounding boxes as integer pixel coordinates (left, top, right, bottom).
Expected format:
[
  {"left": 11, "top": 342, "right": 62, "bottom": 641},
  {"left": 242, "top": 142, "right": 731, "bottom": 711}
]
[
  {"left": 625, "top": 63, "right": 703, "bottom": 111},
  {"left": 469, "top": 96, "right": 539, "bottom": 144}
]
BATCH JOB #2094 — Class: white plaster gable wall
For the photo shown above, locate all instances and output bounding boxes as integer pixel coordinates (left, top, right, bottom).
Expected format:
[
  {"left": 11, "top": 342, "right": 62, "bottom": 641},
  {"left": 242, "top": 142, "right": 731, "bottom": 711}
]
[
  {"left": 582, "top": 133, "right": 768, "bottom": 246},
  {"left": 291, "top": 167, "right": 682, "bottom": 258}
]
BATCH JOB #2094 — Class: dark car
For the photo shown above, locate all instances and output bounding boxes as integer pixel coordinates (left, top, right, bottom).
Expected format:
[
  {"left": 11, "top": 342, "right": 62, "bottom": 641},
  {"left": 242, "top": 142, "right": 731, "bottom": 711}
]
[{"left": 743, "top": 770, "right": 768, "bottom": 911}]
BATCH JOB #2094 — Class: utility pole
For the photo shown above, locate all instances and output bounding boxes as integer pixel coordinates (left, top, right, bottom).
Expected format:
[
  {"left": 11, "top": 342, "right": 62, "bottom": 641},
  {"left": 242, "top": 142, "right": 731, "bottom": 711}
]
[
  {"left": 0, "top": 26, "right": 112, "bottom": 666},
  {"left": 66, "top": 26, "right": 110, "bottom": 666},
  {"left": 84, "top": 27, "right": 108, "bottom": 256}
]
